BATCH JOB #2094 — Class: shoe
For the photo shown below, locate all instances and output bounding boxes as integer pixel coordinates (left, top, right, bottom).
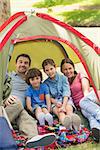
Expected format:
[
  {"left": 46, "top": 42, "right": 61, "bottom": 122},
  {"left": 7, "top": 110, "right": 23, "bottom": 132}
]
[
  {"left": 92, "top": 128, "right": 100, "bottom": 143},
  {"left": 71, "top": 114, "right": 81, "bottom": 131},
  {"left": 96, "top": 111, "right": 100, "bottom": 121},
  {"left": 62, "top": 115, "right": 72, "bottom": 129},
  {"left": 26, "top": 133, "right": 56, "bottom": 148}
]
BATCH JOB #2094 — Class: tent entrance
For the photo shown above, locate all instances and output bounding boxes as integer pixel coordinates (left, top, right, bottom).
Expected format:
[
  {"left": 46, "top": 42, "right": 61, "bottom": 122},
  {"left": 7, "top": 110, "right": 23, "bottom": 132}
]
[{"left": 8, "top": 38, "right": 80, "bottom": 71}]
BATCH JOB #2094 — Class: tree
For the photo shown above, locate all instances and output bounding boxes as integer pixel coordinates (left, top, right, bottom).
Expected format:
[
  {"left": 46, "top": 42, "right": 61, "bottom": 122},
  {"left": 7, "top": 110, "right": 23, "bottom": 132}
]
[{"left": 0, "top": 0, "right": 10, "bottom": 26}]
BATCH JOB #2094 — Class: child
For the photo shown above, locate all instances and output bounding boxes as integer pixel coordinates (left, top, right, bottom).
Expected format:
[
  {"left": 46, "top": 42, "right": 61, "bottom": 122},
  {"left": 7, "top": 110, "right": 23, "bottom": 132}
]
[
  {"left": 42, "top": 58, "right": 81, "bottom": 130},
  {"left": 25, "top": 68, "right": 53, "bottom": 126}
]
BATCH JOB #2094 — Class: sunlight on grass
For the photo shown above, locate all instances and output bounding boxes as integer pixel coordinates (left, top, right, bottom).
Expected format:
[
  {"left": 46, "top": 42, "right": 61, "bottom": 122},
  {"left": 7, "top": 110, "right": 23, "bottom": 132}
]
[
  {"left": 33, "top": 0, "right": 100, "bottom": 8},
  {"left": 32, "top": 0, "right": 82, "bottom": 8},
  {"left": 32, "top": 0, "right": 100, "bottom": 26},
  {"left": 81, "top": 0, "right": 100, "bottom": 5},
  {"left": 58, "top": 10, "right": 100, "bottom": 26},
  {"left": 58, "top": 142, "right": 100, "bottom": 150}
]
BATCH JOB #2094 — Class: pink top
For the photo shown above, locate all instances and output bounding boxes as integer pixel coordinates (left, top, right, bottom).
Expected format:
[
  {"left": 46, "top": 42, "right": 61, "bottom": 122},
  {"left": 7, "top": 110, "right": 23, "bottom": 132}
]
[{"left": 70, "top": 73, "right": 87, "bottom": 108}]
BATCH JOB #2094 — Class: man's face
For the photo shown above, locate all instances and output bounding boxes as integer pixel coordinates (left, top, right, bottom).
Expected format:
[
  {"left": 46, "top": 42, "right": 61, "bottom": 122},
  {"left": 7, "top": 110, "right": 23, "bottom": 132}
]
[{"left": 16, "top": 56, "right": 30, "bottom": 74}]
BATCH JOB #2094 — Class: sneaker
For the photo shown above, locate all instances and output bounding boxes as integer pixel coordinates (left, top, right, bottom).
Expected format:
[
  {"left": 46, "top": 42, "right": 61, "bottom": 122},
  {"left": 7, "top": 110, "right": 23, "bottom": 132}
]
[
  {"left": 62, "top": 115, "right": 72, "bottom": 129},
  {"left": 26, "top": 133, "right": 56, "bottom": 148},
  {"left": 96, "top": 111, "right": 100, "bottom": 121},
  {"left": 92, "top": 128, "right": 100, "bottom": 143},
  {"left": 71, "top": 113, "right": 81, "bottom": 131}
]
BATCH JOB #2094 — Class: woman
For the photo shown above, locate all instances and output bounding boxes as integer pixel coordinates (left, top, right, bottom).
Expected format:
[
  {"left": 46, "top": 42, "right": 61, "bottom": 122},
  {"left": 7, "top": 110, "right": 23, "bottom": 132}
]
[{"left": 60, "top": 58, "right": 100, "bottom": 142}]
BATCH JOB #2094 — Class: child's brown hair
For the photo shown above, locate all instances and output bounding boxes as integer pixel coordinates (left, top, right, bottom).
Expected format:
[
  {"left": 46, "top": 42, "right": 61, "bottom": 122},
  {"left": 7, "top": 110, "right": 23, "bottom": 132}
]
[
  {"left": 26, "top": 68, "right": 42, "bottom": 85},
  {"left": 42, "top": 58, "right": 56, "bottom": 71}
]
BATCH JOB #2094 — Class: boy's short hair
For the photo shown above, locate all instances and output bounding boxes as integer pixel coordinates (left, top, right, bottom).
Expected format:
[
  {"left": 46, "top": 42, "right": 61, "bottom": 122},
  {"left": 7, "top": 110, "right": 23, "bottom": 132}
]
[
  {"left": 42, "top": 58, "right": 56, "bottom": 71},
  {"left": 26, "top": 68, "right": 42, "bottom": 85},
  {"left": 16, "top": 54, "right": 31, "bottom": 66}
]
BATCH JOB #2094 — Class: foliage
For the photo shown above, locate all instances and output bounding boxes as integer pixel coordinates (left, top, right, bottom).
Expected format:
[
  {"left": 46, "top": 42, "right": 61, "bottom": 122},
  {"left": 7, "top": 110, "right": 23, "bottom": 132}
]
[
  {"left": 33, "top": 0, "right": 84, "bottom": 8},
  {"left": 59, "top": 10, "right": 100, "bottom": 26},
  {"left": 32, "top": 0, "right": 100, "bottom": 26},
  {"left": 33, "top": 0, "right": 100, "bottom": 8}
]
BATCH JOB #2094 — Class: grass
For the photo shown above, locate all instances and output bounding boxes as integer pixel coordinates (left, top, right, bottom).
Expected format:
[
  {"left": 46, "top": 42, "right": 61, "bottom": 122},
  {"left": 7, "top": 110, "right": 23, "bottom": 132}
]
[
  {"left": 32, "top": 0, "right": 82, "bottom": 8},
  {"left": 58, "top": 10, "right": 100, "bottom": 26},
  {"left": 33, "top": 0, "right": 100, "bottom": 8},
  {"left": 32, "top": 0, "right": 100, "bottom": 26},
  {"left": 57, "top": 142, "right": 100, "bottom": 150}
]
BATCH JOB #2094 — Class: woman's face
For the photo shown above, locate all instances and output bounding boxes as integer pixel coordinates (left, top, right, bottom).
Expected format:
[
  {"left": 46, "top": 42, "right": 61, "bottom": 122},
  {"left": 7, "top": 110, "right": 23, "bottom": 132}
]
[{"left": 61, "top": 63, "right": 75, "bottom": 79}]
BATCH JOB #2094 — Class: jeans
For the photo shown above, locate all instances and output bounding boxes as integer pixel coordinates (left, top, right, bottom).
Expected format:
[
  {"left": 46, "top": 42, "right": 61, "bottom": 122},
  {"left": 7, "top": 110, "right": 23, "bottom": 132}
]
[{"left": 79, "top": 90, "right": 100, "bottom": 129}]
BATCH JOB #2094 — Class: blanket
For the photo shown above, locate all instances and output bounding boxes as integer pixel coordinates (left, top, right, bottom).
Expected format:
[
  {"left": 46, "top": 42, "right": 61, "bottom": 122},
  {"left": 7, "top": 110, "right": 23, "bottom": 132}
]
[{"left": 12, "top": 123, "right": 90, "bottom": 150}]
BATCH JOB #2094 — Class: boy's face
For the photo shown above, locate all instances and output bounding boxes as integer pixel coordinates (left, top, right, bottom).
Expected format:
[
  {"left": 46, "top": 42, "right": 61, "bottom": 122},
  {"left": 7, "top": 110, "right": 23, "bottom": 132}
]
[
  {"left": 29, "top": 76, "right": 41, "bottom": 89},
  {"left": 44, "top": 64, "right": 56, "bottom": 80},
  {"left": 16, "top": 56, "right": 30, "bottom": 74}
]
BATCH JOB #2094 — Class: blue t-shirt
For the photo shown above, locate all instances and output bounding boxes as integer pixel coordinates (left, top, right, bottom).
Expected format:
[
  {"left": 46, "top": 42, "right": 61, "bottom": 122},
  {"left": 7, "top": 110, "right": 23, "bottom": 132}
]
[
  {"left": 44, "top": 72, "right": 71, "bottom": 102},
  {"left": 25, "top": 83, "right": 49, "bottom": 107}
]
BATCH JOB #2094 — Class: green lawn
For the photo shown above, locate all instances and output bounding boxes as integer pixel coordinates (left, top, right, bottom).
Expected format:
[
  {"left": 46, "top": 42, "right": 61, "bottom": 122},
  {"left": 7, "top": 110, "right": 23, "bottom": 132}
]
[
  {"left": 32, "top": 0, "right": 100, "bottom": 26},
  {"left": 33, "top": 0, "right": 100, "bottom": 8},
  {"left": 57, "top": 142, "right": 100, "bottom": 150},
  {"left": 58, "top": 10, "right": 100, "bottom": 26}
]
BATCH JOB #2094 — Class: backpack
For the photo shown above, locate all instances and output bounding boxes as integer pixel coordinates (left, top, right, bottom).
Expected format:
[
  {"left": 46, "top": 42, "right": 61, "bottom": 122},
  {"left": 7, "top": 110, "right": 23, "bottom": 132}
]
[
  {"left": 0, "top": 106, "right": 17, "bottom": 150},
  {"left": 0, "top": 117, "right": 17, "bottom": 150}
]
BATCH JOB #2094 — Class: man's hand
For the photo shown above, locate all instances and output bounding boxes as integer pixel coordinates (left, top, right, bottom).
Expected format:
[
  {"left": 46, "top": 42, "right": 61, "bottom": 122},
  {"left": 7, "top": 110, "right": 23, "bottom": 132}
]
[{"left": 4, "top": 95, "right": 18, "bottom": 106}]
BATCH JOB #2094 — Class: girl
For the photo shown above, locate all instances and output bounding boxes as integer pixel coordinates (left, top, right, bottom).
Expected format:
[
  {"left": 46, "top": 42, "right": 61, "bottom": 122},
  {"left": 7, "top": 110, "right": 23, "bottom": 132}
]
[
  {"left": 60, "top": 58, "right": 100, "bottom": 142},
  {"left": 25, "top": 68, "right": 53, "bottom": 126},
  {"left": 42, "top": 58, "right": 81, "bottom": 130}
]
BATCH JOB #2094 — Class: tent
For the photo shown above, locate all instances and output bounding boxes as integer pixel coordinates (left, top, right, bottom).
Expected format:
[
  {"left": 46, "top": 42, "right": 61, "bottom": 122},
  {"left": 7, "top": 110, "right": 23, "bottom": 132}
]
[{"left": 0, "top": 12, "right": 100, "bottom": 104}]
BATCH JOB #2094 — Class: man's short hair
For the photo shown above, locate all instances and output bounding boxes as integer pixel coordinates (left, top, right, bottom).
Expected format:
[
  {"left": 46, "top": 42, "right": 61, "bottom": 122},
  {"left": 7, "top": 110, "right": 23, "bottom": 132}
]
[{"left": 16, "top": 54, "right": 31, "bottom": 66}]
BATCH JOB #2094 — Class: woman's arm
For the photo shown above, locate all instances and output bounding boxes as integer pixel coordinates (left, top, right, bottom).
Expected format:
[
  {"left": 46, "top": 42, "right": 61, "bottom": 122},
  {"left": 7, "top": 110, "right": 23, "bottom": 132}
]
[
  {"left": 26, "top": 96, "right": 33, "bottom": 112},
  {"left": 81, "top": 77, "right": 90, "bottom": 96},
  {"left": 62, "top": 96, "right": 68, "bottom": 107}
]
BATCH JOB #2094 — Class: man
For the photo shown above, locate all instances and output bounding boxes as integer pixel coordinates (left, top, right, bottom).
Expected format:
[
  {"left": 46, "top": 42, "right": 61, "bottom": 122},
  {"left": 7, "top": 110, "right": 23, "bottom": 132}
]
[{"left": 4, "top": 54, "right": 56, "bottom": 148}]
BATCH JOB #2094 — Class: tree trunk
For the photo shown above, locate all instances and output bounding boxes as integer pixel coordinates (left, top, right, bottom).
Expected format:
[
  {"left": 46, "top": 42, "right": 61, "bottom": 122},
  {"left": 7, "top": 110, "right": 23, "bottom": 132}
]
[{"left": 0, "top": 0, "right": 10, "bottom": 26}]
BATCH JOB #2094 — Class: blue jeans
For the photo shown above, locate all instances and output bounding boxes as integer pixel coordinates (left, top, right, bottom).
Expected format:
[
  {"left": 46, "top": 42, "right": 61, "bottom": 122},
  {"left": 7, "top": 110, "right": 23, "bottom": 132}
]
[{"left": 79, "top": 90, "right": 100, "bottom": 129}]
